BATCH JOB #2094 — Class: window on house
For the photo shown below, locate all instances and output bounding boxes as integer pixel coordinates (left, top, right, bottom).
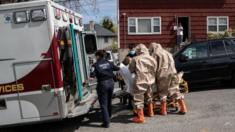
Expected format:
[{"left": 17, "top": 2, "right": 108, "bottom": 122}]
[
  {"left": 128, "top": 18, "right": 136, "bottom": 33},
  {"left": 128, "top": 17, "right": 161, "bottom": 34},
  {"left": 153, "top": 18, "right": 161, "bottom": 32},
  {"left": 138, "top": 19, "right": 151, "bottom": 33},
  {"left": 104, "top": 37, "right": 108, "bottom": 43},
  {"left": 207, "top": 17, "right": 229, "bottom": 33}
]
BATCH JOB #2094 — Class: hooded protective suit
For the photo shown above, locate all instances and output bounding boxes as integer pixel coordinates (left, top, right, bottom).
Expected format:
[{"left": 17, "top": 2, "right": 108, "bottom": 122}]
[
  {"left": 149, "top": 43, "right": 183, "bottom": 100},
  {"left": 129, "top": 44, "right": 157, "bottom": 109}
]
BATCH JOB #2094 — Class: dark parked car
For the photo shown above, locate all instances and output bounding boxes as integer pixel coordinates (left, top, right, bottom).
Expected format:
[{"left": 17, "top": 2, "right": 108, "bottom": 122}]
[{"left": 174, "top": 38, "right": 235, "bottom": 86}]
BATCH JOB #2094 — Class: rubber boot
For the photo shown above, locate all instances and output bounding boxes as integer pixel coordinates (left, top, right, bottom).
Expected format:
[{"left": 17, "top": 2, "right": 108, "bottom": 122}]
[
  {"left": 160, "top": 100, "right": 167, "bottom": 116},
  {"left": 132, "top": 109, "right": 145, "bottom": 123},
  {"left": 147, "top": 103, "right": 154, "bottom": 117},
  {"left": 178, "top": 99, "right": 187, "bottom": 114}
]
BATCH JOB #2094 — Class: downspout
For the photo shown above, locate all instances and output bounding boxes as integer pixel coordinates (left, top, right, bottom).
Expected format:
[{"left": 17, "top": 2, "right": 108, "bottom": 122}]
[
  {"left": 123, "top": 13, "right": 127, "bottom": 48},
  {"left": 117, "top": 0, "right": 120, "bottom": 48}
]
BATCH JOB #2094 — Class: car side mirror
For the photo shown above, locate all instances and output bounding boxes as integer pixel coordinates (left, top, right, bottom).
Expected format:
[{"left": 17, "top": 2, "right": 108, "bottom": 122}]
[{"left": 179, "top": 54, "right": 189, "bottom": 62}]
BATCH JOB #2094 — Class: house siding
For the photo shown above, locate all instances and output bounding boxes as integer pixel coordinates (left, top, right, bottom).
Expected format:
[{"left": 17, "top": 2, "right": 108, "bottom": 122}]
[
  {"left": 97, "top": 37, "right": 115, "bottom": 50},
  {"left": 119, "top": 0, "right": 235, "bottom": 48}
]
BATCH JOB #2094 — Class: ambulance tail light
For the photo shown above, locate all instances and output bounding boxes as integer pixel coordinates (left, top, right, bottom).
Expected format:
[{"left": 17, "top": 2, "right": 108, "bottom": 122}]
[
  {"left": 13, "top": 11, "right": 29, "bottom": 24},
  {"left": 52, "top": 112, "right": 59, "bottom": 116},
  {"left": 30, "top": 9, "right": 47, "bottom": 22},
  {"left": 0, "top": 99, "right": 7, "bottom": 110}
]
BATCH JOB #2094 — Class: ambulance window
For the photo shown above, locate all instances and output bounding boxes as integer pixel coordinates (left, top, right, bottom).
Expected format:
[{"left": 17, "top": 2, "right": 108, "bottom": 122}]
[
  {"left": 84, "top": 35, "right": 97, "bottom": 54},
  {"left": 31, "top": 9, "right": 47, "bottom": 22},
  {"left": 13, "top": 11, "right": 29, "bottom": 24}
]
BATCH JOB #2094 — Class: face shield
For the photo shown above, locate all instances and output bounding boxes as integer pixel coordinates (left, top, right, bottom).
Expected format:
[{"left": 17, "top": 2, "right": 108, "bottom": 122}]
[
  {"left": 135, "top": 44, "right": 149, "bottom": 55},
  {"left": 149, "top": 43, "right": 163, "bottom": 54}
]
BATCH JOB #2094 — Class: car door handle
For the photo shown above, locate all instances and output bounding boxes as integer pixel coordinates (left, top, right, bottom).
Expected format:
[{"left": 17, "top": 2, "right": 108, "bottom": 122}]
[
  {"left": 200, "top": 61, "right": 208, "bottom": 64},
  {"left": 184, "top": 71, "right": 191, "bottom": 74},
  {"left": 230, "top": 56, "right": 235, "bottom": 59}
]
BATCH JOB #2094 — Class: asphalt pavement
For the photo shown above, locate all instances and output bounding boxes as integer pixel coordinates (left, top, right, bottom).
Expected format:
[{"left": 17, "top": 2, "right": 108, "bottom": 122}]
[{"left": 1, "top": 87, "right": 235, "bottom": 132}]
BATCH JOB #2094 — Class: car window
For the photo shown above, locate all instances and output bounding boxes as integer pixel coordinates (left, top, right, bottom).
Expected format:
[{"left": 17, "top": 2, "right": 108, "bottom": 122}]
[
  {"left": 182, "top": 42, "right": 208, "bottom": 60},
  {"left": 225, "top": 40, "right": 235, "bottom": 54},
  {"left": 210, "top": 40, "right": 226, "bottom": 56}
]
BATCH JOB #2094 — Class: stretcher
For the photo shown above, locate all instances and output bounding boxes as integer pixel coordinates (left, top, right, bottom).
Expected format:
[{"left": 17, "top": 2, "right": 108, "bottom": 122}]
[{"left": 115, "top": 69, "right": 189, "bottom": 113}]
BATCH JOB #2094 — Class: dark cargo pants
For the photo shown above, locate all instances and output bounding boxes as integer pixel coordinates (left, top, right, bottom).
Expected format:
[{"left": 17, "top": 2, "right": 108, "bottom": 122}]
[{"left": 97, "top": 79, "right": 114, "bottom": 125}]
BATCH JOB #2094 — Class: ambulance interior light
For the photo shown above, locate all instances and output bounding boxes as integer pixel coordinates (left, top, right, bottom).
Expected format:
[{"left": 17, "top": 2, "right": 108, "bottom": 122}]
[
  {"left": 31, "top": 9, "right": 47, "bottom": 22},
  {"left": 13, "top": 11, "right": 29, "bottom": 24},
  {"left": 74, "top": 17, "right": 79, "bottom": 25},
  {"left": 79, "top": 18, "right": 83, "bottom": 27},
  {"left": 62, "top": 12, "right": 68, "bottom": 22},
  {"left": 54, "top": 8, "right": 61, "bottom": 20}
]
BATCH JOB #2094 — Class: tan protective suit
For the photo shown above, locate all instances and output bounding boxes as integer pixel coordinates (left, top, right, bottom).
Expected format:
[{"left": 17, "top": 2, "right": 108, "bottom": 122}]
[
  {"left": 149, "top": 43, "right": 183, "bottom": 101},
  {"left": 129, "top": 44, "right": 157, "bottom": 109}
]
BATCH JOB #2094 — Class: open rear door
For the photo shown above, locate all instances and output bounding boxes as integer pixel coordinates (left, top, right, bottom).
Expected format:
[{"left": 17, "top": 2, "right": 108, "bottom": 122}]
[
  {"left": 67, "top": 24, "right": 97, "bottom": 118},
  {"left": 82, "top": 31, "right": 98, "bottom": 89}
]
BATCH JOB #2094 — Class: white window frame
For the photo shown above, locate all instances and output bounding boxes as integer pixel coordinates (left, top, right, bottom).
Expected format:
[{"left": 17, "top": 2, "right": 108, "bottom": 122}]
[
  {"left": 207, "top": 16, "right": 229, "bottom": 33},
  {"left": 128, "top": 17, "right": 162, "bottom": 35}
]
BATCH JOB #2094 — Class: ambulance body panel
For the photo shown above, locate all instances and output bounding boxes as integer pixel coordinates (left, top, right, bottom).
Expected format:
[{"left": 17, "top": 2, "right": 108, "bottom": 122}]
[{"left": 0, "top": 0, "right": 97, "bottom": 127}]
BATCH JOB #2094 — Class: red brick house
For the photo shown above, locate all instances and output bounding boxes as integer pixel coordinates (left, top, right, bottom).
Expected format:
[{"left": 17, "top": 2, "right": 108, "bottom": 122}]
[{"left": 119, "top": 0, "right": 235, "bottom": 48}]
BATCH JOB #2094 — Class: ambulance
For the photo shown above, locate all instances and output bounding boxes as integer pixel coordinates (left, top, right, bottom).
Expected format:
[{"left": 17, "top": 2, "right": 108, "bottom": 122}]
[{"left": 0, "top": 0, "right": 98, "bottom": 126}]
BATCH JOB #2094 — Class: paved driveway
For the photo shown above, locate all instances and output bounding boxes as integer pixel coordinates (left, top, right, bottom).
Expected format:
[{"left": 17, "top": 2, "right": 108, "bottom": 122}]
[{"left": 1, "top": 88, "right": 235, "bottom": 132}]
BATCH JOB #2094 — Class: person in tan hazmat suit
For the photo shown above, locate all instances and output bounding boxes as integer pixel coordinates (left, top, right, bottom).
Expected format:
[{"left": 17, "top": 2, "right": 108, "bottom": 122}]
[
  {"left": 149, "top": 42, "right": 187, "bottom": 115},
  {"left": 129, "top": 44, "right": 157, "bottom": 123}
]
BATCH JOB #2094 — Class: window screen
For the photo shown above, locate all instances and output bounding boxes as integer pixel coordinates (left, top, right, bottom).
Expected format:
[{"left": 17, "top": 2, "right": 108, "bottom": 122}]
[
  {"left": 207, "top": 17, "right": 228, "bottom": 33},
  {"left": 138, "top": 19, "right": 151, "bottom": 33},
  {"left": 128, "top": 18, "right": 136, "bottom": 33},
  {"left": 153, "top": 18, "right": 160, "bottom": 32}
]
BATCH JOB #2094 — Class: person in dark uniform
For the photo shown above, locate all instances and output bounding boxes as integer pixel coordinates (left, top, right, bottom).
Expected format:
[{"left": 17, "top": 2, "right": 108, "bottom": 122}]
[{"left": 91, "top": 50, "right": 120, "bottom": 128}]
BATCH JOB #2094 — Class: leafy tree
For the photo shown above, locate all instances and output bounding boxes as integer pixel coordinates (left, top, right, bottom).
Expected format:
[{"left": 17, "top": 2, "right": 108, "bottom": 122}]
[{"left": 101, "top": 16, "right": 115, "bottom": 33}]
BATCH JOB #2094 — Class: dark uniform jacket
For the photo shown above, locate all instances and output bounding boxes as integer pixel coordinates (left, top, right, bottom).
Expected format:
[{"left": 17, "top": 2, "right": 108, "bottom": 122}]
[{"left": 92, "top": 58, "right": 120, "bottom": 82}]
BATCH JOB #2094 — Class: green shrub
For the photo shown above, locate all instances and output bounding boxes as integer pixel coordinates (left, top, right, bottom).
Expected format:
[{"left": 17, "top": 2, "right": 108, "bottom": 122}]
[
  {"left": 207, "top": 28, "right": 234, "bottom": 40},
  {"left": 111, "top": 41, "right": 118, "bottom": 53}
]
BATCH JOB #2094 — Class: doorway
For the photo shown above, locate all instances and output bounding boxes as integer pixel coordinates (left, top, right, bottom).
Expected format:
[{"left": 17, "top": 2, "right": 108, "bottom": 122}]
[{"left": 177, "top": 17, "right": 190, "bottom": 42}]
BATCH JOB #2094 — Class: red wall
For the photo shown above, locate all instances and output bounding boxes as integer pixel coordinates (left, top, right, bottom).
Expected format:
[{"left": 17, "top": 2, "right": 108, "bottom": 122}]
[{"left": 119, "top": 0, "right": 235, "bottom": 48}]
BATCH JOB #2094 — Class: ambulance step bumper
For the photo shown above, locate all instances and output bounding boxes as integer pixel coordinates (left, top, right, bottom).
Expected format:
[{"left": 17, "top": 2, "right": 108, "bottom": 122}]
[{"left": 67, "top": 93, "right": 97, "bottom": 118}]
